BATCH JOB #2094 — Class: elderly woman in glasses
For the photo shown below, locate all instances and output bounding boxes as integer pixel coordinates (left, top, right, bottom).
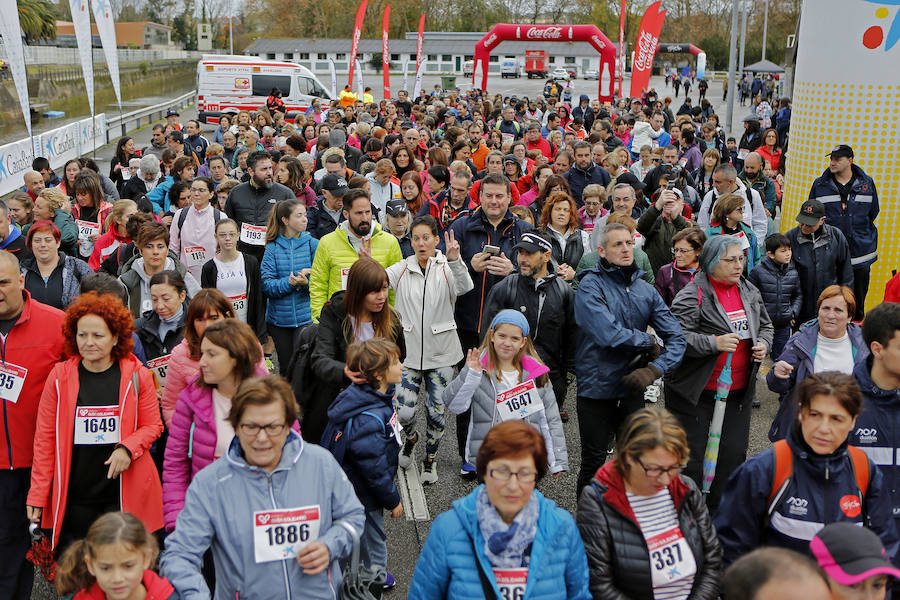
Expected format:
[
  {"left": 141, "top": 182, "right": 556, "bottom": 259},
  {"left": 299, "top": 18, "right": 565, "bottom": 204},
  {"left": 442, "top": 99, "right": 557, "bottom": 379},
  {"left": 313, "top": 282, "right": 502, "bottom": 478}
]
[
  {"left": 410, "top": 421, "right": 590, "bottom": 599},
  {"left": 577, "top": 407, "right": 722, "bottom": 600}
]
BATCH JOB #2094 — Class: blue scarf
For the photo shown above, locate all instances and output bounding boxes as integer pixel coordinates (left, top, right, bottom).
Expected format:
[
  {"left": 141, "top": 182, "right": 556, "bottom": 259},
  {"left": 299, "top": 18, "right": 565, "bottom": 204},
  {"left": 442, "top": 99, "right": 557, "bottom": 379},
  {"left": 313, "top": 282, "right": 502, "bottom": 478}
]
[{"left": 476, "top": 486, "right": 539, "bottom": 568}]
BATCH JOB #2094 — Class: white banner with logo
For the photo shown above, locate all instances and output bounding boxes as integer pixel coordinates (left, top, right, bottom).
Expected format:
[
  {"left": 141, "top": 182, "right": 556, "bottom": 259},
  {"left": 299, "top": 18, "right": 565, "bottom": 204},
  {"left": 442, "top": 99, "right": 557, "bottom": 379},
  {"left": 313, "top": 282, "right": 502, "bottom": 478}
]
[
  {"left": 412, "top": 61, "right": 425, "bottom": 99},
  {"left": 402, "top": 57, "right": 409, "bottom": 94},
  {"left": 77, "top": 113, "right": 108, "bottom": 155},
  {"left": 0, "top": 0, "right": 32, "bottom": 139},
  {"left": 0, "top": 138, "right": 36, "bottom": 196},
  {"left": 70, "top": 0, "right": 96, "bottom": 115},
  {"left": 355, "top": 59, "right": 364, "bottom": 98},
  {"left": 328, "top": 58, "right": 337, "bottom": 98},
  {"left": 90, "top": 0, "right": 122, "bottom": 108}
]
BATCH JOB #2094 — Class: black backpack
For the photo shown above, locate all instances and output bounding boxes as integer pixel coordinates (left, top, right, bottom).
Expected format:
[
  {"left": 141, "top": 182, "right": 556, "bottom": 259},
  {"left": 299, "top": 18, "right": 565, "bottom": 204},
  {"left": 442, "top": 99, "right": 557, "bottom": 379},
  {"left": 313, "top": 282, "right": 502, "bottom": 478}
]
[{"left": 287, "top": 323, "right": 320, "bottom": 412}]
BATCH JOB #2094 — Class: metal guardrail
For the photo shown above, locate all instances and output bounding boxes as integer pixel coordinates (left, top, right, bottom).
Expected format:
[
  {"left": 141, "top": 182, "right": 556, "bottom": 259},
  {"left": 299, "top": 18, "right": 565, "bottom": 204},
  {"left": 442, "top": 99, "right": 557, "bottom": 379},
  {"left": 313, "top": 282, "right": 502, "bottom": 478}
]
[{"left": 104, "top": 89, "right": 196, "bottom": 144}]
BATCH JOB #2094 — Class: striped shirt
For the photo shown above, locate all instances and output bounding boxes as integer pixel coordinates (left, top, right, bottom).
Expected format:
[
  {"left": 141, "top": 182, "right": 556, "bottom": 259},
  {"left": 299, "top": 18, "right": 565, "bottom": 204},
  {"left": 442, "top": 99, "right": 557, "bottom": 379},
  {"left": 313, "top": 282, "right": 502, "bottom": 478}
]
[{"left": 627, "top": 489, "right": 696, "bottom": 600}]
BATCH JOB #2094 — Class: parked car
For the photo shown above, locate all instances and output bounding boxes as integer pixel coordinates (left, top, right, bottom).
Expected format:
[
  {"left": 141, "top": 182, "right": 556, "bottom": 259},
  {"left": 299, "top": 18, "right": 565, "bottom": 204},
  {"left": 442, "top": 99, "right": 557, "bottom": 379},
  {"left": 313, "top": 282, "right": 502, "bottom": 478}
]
[
  {"left": 567, "top": 68, "right": 578, "bottom": 79},
  {"left": 551, "top": 67, "right": 570, "bottom": 81},
  {"left": 463, "top": 60, "right": 474, "bottom": 78},
  {"left": 583, "top": 68, "right": 599, "bottom": 80}
]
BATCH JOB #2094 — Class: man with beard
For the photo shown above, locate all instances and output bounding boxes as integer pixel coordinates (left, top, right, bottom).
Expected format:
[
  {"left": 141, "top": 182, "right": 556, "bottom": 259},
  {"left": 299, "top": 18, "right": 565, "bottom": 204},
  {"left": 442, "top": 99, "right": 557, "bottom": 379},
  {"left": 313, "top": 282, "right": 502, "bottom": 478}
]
[
  {"left": 309, "top": 188, "right": 402, "bottom": 320},
  {"left": 224, "top": 150, "right": 295, "bottom": 263}
]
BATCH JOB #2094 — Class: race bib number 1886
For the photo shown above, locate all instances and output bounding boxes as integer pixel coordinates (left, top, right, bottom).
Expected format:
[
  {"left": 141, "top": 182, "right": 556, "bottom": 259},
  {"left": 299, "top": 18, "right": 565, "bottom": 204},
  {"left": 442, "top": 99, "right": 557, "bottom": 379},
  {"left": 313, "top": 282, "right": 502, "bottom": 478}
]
[{"left": 253, "top": 505, "right": 320, "bottom": 563}]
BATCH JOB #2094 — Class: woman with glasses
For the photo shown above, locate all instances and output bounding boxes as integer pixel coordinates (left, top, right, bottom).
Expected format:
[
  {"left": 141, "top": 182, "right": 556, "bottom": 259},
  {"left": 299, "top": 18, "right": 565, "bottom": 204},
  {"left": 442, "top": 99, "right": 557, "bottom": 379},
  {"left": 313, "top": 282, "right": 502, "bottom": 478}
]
[
  {"left": 665, "top": 235, "right": 773, "bottom": 509},
  {"left": 704, "top": 192, "right": 760, "bottom": 276},
  {"left": 160, "top": 375, "right": 365, "bottom": 599},
  {"left": 576, "top": 407, "right": 722, "bottom": 600},
  {"left": 169, "top": 177, "right": 222, "bottom": 282},
  {"left": 410, "top": 420, "right": 590, "bottom": 599},
  {"left": 162, "top": 319, "right": 269, "bottom": 530},
  {"left": 655, "top": 227, "right": 706, "bottom": 307}
]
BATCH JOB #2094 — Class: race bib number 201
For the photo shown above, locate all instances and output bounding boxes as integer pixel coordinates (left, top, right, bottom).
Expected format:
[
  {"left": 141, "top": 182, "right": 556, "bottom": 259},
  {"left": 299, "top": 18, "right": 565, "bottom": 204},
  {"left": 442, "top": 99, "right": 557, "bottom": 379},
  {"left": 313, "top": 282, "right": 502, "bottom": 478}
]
[{"left": 253, "top": 505, "right": 320, "bottom": 563}]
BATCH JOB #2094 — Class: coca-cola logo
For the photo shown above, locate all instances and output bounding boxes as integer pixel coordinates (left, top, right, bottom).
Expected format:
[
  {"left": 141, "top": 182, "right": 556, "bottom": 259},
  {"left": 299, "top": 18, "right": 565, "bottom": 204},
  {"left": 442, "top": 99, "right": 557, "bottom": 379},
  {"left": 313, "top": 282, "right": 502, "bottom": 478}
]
[
  {"left": 591, "top": 35, "right": 606, "bottom": 50},
  {"left": 484, "top": 33, "right": 498, "bottom": 48},
  {"left": 382, "top": 32, "right": 389, "bottom": 56},
  {"left": 526, "top": 26, "right": 562, "bottom": 40},
  {"left": 840, "top": 495, "right": 862, "bottom": 518},
  {"left": 633, "top": 31, "right": 659, "bottom": 71}
]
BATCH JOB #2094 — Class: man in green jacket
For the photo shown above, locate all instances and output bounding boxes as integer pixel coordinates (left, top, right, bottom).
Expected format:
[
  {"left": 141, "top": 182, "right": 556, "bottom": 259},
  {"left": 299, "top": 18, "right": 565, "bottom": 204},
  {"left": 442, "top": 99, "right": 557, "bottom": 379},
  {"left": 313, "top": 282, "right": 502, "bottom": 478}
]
[{"left": 309, "top": 188, "right": 402, "bottom": 320}]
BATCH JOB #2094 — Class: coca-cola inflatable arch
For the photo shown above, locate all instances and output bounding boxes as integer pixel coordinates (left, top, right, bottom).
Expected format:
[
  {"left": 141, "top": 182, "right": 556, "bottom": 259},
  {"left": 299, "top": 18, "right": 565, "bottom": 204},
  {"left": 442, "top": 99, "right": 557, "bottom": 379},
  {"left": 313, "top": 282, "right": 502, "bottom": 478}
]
[{"left": 473, "top": 24, "right": 617, "bottom": 102}]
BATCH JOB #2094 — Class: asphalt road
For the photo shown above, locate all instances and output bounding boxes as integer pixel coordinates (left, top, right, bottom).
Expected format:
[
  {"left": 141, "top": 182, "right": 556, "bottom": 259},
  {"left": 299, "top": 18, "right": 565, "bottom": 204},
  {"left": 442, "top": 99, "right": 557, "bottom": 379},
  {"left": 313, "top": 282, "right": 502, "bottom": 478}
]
[{"left": 30, "top": 73, "right": 765, "bottom": 599}]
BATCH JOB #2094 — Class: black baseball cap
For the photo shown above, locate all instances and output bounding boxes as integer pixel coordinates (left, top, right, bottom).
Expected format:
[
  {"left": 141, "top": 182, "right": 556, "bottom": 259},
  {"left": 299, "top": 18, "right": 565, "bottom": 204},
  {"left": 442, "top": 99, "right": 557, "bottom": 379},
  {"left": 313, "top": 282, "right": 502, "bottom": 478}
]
[
  {"left": 385, "top": 198, "right": 408, "bottom": 216},
  {"left": 166, "top": 109, "right": 179, "bottom": 117},
  {"left": 796, "top": 199, "right": 826, "bottom": 225},
  {"left": 827, "top": 144, "right": 854, "bottom": 159},
  {"left": 513, "top": 232, "right": 552, "bottom": 254},
  {"left": 321, "top": 174, "right": 349, "bottom": 196},
  {"left": 811, "top": 522, "right": 900, "bottom": 586}
]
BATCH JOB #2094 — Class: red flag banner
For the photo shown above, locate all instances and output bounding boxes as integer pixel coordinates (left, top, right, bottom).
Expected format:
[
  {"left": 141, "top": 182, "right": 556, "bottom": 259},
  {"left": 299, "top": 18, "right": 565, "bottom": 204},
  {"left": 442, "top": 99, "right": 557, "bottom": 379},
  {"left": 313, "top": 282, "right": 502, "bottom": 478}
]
[
  {"left": 415, "top": 13, "right": 426, "bottom": 74},
  {"left": 348, "top": 0, "right": 368, "bottom": 87},
  {"left": 629, "top": 1, "right": 665, "bottom": 99},
  {"left": 382, "top": 5, "right": 391, "bottom": 99},
  {"left": 618, "top": 0, "right": 627, "bottom": 97}
]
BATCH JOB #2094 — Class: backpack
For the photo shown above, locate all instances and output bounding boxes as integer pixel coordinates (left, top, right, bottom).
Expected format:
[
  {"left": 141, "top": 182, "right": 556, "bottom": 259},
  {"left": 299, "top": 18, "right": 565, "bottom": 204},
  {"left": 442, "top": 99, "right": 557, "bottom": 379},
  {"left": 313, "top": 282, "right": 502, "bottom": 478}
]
[
  {"left": 702, "top": 185, "right": 755, "bottom": 225},
  {"left": 177, "top": 206, "right": 223, "bottom": 231},
  {"left": 320, "top": 410, "right": 385, "bottom": 463},
  {"left": 287, "top": 323, "right": 319, "bottom": 412},
  {"left": 766, "top": 439, "right": 872, "bottom": 521}
]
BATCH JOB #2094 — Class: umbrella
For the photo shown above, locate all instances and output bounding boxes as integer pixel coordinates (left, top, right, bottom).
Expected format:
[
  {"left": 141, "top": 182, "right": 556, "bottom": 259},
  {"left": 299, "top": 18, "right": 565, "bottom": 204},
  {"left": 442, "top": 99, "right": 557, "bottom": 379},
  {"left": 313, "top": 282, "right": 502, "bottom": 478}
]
[
  {"left": 702, "top": 353, "right": 733, "bottom": 494},
  {"left": 335, "top": 521, "right": 385, "bottom": 600},
  {"left": 26, "top": 523, "right": 56, "bottom": 583}
]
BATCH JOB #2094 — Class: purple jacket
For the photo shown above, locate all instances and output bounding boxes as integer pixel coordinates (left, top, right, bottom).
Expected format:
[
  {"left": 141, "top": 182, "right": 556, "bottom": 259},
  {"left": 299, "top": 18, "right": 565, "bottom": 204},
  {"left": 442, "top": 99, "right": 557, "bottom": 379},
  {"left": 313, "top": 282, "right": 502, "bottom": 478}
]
[{"left": 654, "top": 262, "right": 696, "bottom": 306}]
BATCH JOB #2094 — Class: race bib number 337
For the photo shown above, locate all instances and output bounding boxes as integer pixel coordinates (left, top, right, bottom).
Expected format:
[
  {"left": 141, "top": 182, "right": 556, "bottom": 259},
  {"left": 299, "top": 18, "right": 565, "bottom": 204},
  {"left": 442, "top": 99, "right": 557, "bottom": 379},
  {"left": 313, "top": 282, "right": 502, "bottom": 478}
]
[{"left": 253, "top": 505, "right": 320, "bottom": 563}]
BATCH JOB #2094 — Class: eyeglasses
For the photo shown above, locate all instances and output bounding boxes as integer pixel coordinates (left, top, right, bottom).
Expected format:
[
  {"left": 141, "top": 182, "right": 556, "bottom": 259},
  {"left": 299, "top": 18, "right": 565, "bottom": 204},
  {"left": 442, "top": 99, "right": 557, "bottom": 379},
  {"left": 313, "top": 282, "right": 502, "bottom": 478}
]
[
  {"left": 673, "top": 247, "right": 695, "bottom": 254},
  {"left": 636, "top": 458, "right": 682, "bottom": 478},
  {"left": 216, "top": 232, "right": 237, "bottom": 239},
  {"left": 488, "top": 467, "right": 537, "bottom": 483},
  {"left": 720, "top": 255, "right": 747, "bottom": 265},
  {"left": 239, "top": 422, "right": 287, "bottom": 437}
]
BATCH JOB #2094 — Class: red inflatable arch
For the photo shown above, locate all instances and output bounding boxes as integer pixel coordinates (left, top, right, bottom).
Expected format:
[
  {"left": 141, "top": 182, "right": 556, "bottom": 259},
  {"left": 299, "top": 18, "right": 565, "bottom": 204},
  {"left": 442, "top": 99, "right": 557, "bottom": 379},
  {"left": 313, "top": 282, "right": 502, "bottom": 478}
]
[{"left": 473, "top": 24, "right": 618, "bottom": 102}]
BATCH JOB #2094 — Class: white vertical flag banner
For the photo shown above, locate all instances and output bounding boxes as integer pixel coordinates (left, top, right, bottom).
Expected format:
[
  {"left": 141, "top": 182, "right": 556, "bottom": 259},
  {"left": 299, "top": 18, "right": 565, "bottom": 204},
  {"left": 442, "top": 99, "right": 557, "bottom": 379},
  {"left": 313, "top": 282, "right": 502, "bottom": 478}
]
[
  {"left": 90, "top": 0, "right": 122, "bottom": 108},
  {"left": 412, "top": 60, "right": 425, "bottom": 99},
  {"left": 70, "top": 0, "right": 95, "bottom": 116},
  {"left": 402, "top": 57, "right": 409, "bottom": 93},
  {"left": 0, "top": 0, "right": 33, "bottom": 139},
  {"left": 355, "top": 59, "right": 364, "bottom": 98},
  {"left": 328, "top": 58, "right": 337, "bottom": 98}
]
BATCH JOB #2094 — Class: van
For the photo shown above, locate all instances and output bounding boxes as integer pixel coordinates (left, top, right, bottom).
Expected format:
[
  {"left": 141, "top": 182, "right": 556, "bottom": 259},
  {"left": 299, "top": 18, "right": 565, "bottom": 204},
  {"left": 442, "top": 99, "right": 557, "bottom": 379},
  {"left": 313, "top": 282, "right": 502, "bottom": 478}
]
[
  {"left": 500, "top": 58, "right": 519, "bottom": 79},
  {"left": 196, "top": 55, "right": 333, "bottom": 124}
]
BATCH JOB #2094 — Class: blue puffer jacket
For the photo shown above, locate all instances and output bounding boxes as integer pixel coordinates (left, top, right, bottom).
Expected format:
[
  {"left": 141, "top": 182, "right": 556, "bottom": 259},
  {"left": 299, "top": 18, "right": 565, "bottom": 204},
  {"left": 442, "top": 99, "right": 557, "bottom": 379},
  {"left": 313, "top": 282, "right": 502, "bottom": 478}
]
[
  {"left": 747, "top": 255, "right": 803, "bottom": 327},
  {"left": 448, "top": 207, "right": 532, "bottom": 333},
  {"left": 766, "top": 321, "right": 868, "bottom": 442},
  {"left": 563, "top": 163, "right": 611, "bottom": 206},
  {"left": 324, "top": 383, "right": 400, "bottom": 512},
  {"left": 850, "top": 358, "right": 900, "bottom": 527},
  {"left": 574, "top": 260, "right": 686, "bottom": 401},
  {"left": 409, "top": 487, "right": 591, "bottom": 600},
  {"left": 715, "top": 426, "right": 900, "bottom": 569},
  {"left": 808, "top": 164, "right": 879, "bottom": 268},
  {"left": 261, "top": 232, "right": 318, "bottom": 327}
]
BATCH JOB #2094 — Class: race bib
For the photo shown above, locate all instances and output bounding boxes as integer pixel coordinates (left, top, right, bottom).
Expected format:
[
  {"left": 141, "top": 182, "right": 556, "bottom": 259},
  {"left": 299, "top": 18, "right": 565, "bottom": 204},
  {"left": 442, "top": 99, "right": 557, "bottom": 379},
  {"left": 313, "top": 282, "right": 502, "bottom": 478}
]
[
  {"left": 253, "top": 505, "right": 320, "bottom": 563},
  {"left": 240, "top": 223, "right": 267, "bottom": 246},
  {"left": 737, "top": 148, "right": 750, "bottom": 160},
  {"left": 76, "top": 219, "right": 101, "bottom": 239},
  {"left": 389, "top": 411, "right": 402, "bottom": 445},
  {"left": 493, "top": 568, "right": 528, "bottom": 600},
  {"left": 502, "top": 132, "right": 515, "bottom": 143},
  {"left": 0, "top": 362, "right": 27, "bottom": 403},
  {"left": 74, "top": 405, "right": 120, "bottom": 445},
  {"left": 147, "top": 355, "right": 171, "bottom": 390},
  {"left": 727, "top": 309, "right": 751, "bottom": 339},
  {"left": 647, "top": 527, "right": 697, "bottom": 587},
  {"left": 229, "top": 293, "right": 249, "bottom": 322},
  {"left": 340, "top": 267, "right": 351, "bottom": 290},
  {"left": 184, "top": 246, "right": 207, "bottom": 269},
  {"left": 651, "top": 140, "right": 660, "bottom": 149},
  {"left": 496, "top": 380, "right": 543, "bottom": 422},
  {"left": 733, "top": 230, "right": 751, "bottom": 251}
]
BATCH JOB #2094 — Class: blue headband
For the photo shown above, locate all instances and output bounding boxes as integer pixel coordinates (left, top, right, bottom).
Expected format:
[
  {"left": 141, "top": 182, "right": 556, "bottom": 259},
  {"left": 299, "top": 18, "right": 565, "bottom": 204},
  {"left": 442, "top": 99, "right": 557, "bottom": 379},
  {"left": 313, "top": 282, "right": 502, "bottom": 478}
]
[{"left": 490, "top": 309, "right": 530, "bottom": 337}]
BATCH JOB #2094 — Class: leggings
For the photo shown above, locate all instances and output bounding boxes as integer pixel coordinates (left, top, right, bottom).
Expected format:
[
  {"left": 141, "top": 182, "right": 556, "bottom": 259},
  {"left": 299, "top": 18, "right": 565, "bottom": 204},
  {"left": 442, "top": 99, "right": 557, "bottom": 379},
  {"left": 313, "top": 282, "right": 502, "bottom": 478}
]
[
  {"left": 395, "top": 366, "right": 454, "bottom": 458},
  {"left": 268, "top": 323, "right": 306, "bottom": 376}
]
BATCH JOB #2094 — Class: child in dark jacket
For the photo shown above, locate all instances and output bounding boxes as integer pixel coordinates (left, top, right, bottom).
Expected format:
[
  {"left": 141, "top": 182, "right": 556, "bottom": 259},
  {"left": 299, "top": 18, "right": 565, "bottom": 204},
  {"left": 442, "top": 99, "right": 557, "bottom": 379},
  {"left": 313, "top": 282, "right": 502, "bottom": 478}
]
[
  {"left": 747, "top": 233, "right": 803, "bottom": 359},
  {"left": 323, "top": 338, "right": 404, "bottom": 585}
]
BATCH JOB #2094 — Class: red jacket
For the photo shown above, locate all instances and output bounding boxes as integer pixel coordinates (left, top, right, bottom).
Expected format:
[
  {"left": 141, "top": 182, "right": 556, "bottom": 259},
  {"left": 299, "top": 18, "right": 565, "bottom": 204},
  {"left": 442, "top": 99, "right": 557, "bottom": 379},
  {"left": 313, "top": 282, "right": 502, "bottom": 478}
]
[
  {"left": 0, "top": 291, "right": 65, "bottom": 469},
  {"left": 88, "top": 227, "right": 130, "bottom": 271},
  {"left": 27, "top": 355, "right": 164, "bottom": 548},
  {"left": 73, "top": 570, "right": 176, "bottom": 599},
  {"left": 885, "top": 272, "right": 900, "bottom": 303}
]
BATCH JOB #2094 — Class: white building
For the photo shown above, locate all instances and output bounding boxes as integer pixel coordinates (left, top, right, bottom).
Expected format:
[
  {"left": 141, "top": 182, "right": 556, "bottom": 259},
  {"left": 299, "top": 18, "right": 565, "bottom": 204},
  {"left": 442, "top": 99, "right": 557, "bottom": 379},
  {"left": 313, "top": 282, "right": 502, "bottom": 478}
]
[{"left": 244, "top": 31, "right": 624, "bottom": 77}]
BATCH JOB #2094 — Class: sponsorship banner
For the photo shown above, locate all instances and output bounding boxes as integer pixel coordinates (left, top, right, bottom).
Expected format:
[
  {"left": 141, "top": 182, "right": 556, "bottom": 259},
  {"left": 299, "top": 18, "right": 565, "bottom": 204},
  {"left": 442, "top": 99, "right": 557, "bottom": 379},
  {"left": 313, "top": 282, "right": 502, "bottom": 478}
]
[
  {"left": 328, "top": 58, "right": 337, "bottom": 98},
  {"left": 416, "top": 13, "right": 426, "bottom": 73},
  {"left": 39, "top": 123, "right": 79, "bottom": 171},
  {"left": 412, "top": 60, "right": 425, "bottom": 99},
  {"left": 0, "top": 137, "right": 36, "bottom": 197},
  {"left": 629, "top": 1, "right": 666, "bottom": 98},
  {"left": 355, "top": 59, "right": 364, "bottom": 98},
  {"left": 781, "top": 0, "right": 900, "bottom": 311},
  {"left": 76, "top": 113, "right": 108, "bottom": 156},
  {"left": 70, "top": 0, "right": 96, "bottom": 116},
  {"left": 0, "top": 0, "right": 32, "bottom": 139},
  {"left": 402, "top": 57, "right": 410, "bottom": 93},
  {"left": 91, "top": 0, "right": 122, "bottom": 108},
  {"left": 382, "top": 4, "right": 391, "bottom": 99},
  {"left": 618, "top": 0, "right": 627, "bottom": 97},
  {"left": 347, "top": 0, "right": 368, "bottom": 87}
]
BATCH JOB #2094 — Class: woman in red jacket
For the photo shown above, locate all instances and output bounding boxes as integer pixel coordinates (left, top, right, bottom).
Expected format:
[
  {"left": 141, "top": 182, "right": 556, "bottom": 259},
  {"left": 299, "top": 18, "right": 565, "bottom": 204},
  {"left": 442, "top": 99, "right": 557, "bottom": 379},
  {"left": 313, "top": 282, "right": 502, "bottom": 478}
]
[{"left": 27, "top": 292, "right": 164, "bottom": 553}]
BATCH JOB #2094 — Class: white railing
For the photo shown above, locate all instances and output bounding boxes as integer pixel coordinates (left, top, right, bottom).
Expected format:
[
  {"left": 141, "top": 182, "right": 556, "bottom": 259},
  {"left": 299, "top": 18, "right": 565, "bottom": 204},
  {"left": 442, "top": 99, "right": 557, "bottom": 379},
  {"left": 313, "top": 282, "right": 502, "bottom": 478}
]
[
  {"left": 0, "top": 45, "right": 219, "bottom": 65},
  {"left": 104, "top": 89, "right": 196, "bottom": 144}
]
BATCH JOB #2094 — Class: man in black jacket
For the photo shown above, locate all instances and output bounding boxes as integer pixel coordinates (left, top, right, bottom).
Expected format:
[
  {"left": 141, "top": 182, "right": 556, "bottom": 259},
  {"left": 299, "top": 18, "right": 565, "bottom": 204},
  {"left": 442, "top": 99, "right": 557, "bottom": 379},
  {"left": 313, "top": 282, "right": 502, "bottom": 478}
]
[{"left": 482, "top": 231, "right": 576, "bottom": 417}]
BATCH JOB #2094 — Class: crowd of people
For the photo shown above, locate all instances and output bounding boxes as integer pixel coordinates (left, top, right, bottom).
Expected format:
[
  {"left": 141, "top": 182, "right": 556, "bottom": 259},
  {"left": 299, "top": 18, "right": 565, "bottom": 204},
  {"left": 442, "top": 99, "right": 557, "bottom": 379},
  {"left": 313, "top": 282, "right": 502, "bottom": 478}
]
[{"left": 2, "top": 79, "right": 899, "bottom": 600}]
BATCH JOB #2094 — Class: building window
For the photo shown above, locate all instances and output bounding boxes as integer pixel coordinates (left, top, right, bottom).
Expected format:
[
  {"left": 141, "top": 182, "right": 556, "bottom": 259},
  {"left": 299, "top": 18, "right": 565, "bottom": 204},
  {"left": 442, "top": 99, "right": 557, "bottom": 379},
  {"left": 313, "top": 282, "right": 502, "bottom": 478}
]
[
  {"left": 391, "top": 53, "right": 400, "bottom": 60},
  {"left": 409, "top": 53, "right": 416, "bottom": 60},
  {"left": 335, "top": 53, "right": 346, "bottom": 60},
  {"left": 284, "top": 52, "right": 293, "bottom": 59},
  {"left": 565, "top": 56, "right": 575, "bottom": 64},
  {"left": 465, "top": 55, "right": 473, "bottom": 61},
  {"left": 549, "top": 56, "right": 556, "bottom": 63},
  {"left": 299, "top": 53, "right": 309, "bottom": 60},
  {"left": 317, "top": 53, "right": 327, "bottom": 59},
  {"left": 489, "top": 56, "right": 499, "bottom": 62},
  {"left": 427, "top": 54, "right": 437, "bottom": 61},
  {"left": 267, "top": 53, "right": 276, "bottom": 59},
  {"left": 441, "top": 54, "right": 452, "bottom": 62}
]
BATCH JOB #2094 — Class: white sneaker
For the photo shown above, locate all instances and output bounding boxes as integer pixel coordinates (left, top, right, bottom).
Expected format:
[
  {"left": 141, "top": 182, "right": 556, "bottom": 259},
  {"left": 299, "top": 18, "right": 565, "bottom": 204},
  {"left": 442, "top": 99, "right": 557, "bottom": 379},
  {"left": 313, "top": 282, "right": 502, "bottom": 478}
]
[
  {"left": 644, "top": 379, "right": 662, "bottom": 403},
  {"left": 421, "top": 458, "right": 438, "bottom": 484},
  {"left": 398, "top": 431, "right": 417, "bottom": 469}
]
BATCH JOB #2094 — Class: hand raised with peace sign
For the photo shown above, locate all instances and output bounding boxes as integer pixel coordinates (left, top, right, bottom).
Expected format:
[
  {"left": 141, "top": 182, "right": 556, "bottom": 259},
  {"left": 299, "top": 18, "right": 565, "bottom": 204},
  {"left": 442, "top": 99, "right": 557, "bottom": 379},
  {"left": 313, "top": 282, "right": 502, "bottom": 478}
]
[{"left": 444, "top": 230, "right": 461, "bottom": 262}]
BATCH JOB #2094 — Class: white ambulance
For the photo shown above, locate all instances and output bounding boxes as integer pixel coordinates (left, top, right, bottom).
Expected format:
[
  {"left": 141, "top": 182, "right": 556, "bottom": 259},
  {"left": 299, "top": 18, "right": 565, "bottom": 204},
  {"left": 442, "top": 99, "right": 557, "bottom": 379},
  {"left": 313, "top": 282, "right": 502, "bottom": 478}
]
[{"left": 196, "top": 55, "right": 334, "bottom": 124}]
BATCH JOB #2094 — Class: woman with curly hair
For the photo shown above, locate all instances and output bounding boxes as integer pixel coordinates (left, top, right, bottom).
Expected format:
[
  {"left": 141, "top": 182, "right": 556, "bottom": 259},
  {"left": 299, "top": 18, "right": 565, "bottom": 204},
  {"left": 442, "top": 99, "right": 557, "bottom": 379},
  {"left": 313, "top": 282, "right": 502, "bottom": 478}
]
[{"left": 26, "top": 292, "right": 164, "bottom": 554}]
